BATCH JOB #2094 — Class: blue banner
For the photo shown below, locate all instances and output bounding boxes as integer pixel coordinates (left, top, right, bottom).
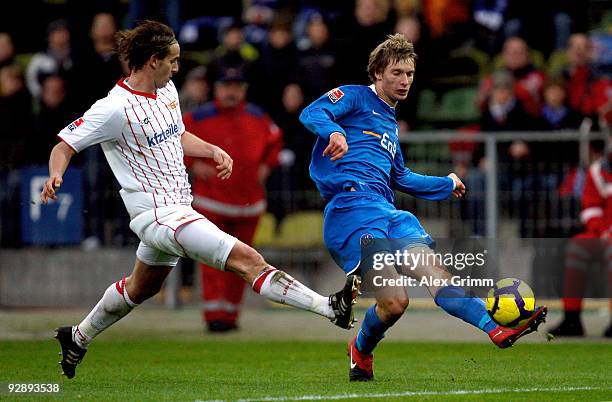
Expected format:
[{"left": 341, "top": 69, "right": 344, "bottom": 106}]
[{"left": 20, "top": 166, "right": 83, "bottom": 245}]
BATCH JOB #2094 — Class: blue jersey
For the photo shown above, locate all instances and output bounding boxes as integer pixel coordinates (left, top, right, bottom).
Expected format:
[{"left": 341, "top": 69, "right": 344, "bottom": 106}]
[{"left": 299, "top": 85, "right": 453, "bottom": 203}]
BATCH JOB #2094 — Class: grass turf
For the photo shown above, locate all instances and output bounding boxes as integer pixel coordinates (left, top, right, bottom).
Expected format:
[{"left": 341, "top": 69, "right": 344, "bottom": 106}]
[{"left": 0, "top": 340, "right": 610, "bottom": 401}]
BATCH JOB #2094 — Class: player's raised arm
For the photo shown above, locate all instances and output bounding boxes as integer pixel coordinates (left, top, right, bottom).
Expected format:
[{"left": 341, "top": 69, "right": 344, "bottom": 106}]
[
  {"left": 40, "top": 141, "right": 76, "bottom": 204},
  {"left": 43, "top": 94, "right": 125, "bottom": 204},
  {"left": 181, "top": 130, "right": 233, "bottom": 179},
  {"left": 300, "top": 86, "right": 358, "bottom": 160}
]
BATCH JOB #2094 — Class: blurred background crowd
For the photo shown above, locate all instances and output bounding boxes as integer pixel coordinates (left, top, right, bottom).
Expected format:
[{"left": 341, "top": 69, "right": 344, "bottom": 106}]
[{"left": 1, "top": 0, "right": 612, "bottom": 249}]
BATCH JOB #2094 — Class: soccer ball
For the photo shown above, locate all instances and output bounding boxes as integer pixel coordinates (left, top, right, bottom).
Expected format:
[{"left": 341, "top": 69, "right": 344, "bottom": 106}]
[{"left": 485, "top": 278, "right": 535, "bottom": 327}]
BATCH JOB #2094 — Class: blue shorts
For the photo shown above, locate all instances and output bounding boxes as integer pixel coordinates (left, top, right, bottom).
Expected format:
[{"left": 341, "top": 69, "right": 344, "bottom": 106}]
[{"left": 323, "top": 191, "right": 434, "bottom": 275}]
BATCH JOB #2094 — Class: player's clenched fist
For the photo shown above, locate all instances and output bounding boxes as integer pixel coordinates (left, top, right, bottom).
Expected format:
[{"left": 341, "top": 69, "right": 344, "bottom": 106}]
[
  {"left": 40, "top": 176, "right": 63, "bottom": 204},
  {"left": 447, "top": 173, "right": 466, "bottom": 198},
  {"left": 323, "top": 132, "right": 348, "bottom": 161},
  {"left": 212, "top": 146, "right": 233, "bottom": 180}
]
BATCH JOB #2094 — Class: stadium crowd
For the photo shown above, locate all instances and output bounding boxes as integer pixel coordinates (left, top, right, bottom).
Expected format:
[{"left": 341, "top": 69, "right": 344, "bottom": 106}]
[{"left": 0, "top": 0, "right": 611, "bottom": 247}]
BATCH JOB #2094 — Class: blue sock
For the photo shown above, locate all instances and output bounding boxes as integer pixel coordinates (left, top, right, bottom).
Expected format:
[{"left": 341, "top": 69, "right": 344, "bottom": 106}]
[
  {"left": 434, "top": 285, "right": 497, "bottom": 333},
  {"left": 355, "top": 304, "right": 393, "bottom": 355}
]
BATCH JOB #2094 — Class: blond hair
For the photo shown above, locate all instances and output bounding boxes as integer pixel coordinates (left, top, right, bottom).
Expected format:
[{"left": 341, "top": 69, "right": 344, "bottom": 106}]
[{"left": 367, "top": 33, "right": 417, "bottom": 83}]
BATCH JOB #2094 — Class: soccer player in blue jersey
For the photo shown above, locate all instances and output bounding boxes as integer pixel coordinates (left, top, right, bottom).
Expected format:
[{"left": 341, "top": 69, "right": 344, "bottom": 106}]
[{"left": 300, "top": 34, "right": 548, "bottom": 382}]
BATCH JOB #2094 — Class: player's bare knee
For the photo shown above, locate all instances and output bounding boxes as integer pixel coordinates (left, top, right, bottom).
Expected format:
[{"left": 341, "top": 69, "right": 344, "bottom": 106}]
[{"left": 378, "top": 295, "right": 409, "bottom": 320}]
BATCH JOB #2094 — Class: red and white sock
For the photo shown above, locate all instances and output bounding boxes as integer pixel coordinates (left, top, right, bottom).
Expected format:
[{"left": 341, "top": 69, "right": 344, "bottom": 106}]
[
  {"left": 252, "top": 268, "right": 334, "bottom": 319},
  {"left": 72, "top": 277, "right": 138, "bottom": 349}
]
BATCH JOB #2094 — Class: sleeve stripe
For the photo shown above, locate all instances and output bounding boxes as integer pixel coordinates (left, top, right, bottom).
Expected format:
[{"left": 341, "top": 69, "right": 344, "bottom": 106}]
[{"left": 580, "top": 207, "right": 603, "bottom": 223}]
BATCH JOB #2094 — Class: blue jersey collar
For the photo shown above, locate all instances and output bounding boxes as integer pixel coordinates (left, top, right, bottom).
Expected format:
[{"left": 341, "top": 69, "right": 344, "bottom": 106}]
[{"left": 369, "top": 84, "right": 396, "bottom": 111}]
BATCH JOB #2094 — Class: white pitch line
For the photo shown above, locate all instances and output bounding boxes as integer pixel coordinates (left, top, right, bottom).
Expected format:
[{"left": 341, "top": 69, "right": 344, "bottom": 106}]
[{"left": 196, "top": 386, "right": 611, "bottom": 402}]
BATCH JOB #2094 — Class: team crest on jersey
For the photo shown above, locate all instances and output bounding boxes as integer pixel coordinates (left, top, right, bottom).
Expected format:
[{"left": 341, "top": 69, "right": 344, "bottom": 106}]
[
  {"left": 327, "top": 88, "right": 344, "bottom": 103},
  {"left": 167, "top": 101, "right": 177, "bottom": 109},
  {"left": 360, "top": 233, "right": 374, "bottom": 248},
  {"left": 67, "top": 117, "right": 84, "bottom": 131}
]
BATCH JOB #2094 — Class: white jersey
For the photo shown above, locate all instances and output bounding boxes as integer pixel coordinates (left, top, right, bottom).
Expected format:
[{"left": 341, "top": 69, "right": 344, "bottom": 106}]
[{"left": 58, "top": 79, "right": 192, "bottom": 219}]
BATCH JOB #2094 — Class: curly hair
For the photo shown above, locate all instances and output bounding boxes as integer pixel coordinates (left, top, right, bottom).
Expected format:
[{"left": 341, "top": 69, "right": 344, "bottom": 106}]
[
  {"left": 115, "top": 20, "right": 177, "bottom": 71},
  {"left": 367, "top": 33, "right": 417, "bottom": 83}
]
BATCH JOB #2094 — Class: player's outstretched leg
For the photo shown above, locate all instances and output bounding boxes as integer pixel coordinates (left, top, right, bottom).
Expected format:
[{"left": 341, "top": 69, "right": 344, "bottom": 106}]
[
  {"left": 401, "top": 246, "right": 547, "bottom": 347},
  {"left": 176, "top": 224, "right": 363, "bottom": 329},
  {"left": 435, "top": 285, "right": 547, "bottom": 348},
  {"left": 250, "top": 265, "right": 361, "bottom": 329},
  {"left": 54, "top": 259, "right": 171, "bottom": 378}
]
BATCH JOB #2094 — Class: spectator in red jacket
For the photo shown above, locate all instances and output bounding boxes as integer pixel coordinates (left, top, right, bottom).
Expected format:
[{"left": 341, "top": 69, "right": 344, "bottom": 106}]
[
  {"left": 478, "top": 37, "right": 546, "bottom": 117},
  {"left": 183, "top": 66, "right": 282, "bottom": 332},
  {"left": 561, "top": 33, "right": 611, "bottom": 123}
]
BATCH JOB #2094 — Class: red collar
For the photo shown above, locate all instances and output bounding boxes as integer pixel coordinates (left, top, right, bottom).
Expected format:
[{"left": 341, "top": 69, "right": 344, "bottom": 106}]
[{"left": 116, "top": 78, "right": 157, "bottom": 99}]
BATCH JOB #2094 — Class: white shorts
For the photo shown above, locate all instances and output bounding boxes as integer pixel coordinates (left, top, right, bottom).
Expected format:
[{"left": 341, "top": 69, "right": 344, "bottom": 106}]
[
  {"left": 136, "top": 242, "right": 181, "bottom": 267},
  {"left": 130, "top": 205, "right": 237, "bottom": 269}
]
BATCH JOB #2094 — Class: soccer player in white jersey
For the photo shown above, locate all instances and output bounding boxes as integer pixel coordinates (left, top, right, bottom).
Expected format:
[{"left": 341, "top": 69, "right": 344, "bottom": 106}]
[{"left": 40, "top": 20, "right": 360, "bottom": 379}]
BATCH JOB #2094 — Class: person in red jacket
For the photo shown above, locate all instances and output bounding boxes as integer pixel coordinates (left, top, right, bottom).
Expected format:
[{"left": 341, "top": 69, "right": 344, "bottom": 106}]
[
  {"left": 477, "top": 37, "right": 546, "bottom": 117},
  {"left": 549, "top": 154, "right": 612, "bottom": 338},
  {"left": 183, "top": 66, "right": 282, "bottom": 332},
  {"left": 561, "top": 33, "right": 611, "bottom": 124}
]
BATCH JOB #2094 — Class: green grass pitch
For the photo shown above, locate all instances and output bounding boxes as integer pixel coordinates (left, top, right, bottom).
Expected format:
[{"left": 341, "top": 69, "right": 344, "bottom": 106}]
[{"left": 1, "top": 339, "right": 611, "bottom": 401}]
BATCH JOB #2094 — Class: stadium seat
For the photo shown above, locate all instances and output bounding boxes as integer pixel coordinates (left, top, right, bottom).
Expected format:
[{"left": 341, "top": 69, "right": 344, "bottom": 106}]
[
  {"left": 405, "top": 143, "right": 451, "bottom": 172},
  {"left": 417, "top": 87, "right": 480, "bottom": 124},
  {"left": 416, "top": 89, "right": 438, "bottom": 121},
  {"left": 253, "top": 213, "right": 277, "bottom": 247},
  {"left": 14, "top": 53, "right": 34, "bottom": 72},
  {"left": 405, "top": 142, "right": 429, "bottom": 160},
  {"left": 438, "top": 86, "right": 480, "bottom": 122},
  {"left": 451, "top": 47, "right": 491, "bottom": 73},
  {"left": 275, "top": 211, "right": 324, "bottom": 248},
  {"left": 546, "top": 49, "right": 567, "bottom": 77},
  {"left": 432, "top": 47, "right": 491, "bottom": 86},
  {"left": 449, "top": 47, "right": 491, "bottom": 82},
  {"left": 597, "top": 9, "right": 612, "bottom": 31},
  {"left": 180, "top": 50, "right": 212, "bottom": 66}
]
